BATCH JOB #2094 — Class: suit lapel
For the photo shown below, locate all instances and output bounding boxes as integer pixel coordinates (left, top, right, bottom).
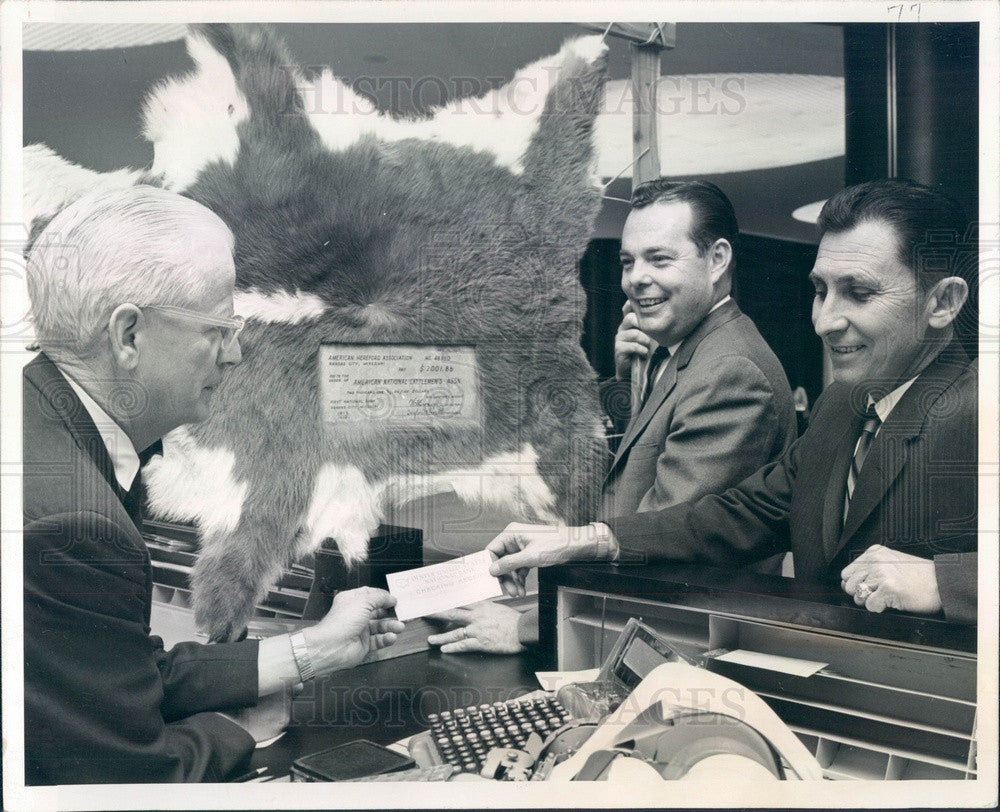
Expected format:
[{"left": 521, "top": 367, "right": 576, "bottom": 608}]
[
  {"left": 609, "top": 355, "right": 678, "bottom": 474},
  {"left": 830, "top": 343, "right": 972, "bottom": 561},
  {"left": 605, "top": 300, "right": 742, "bottom": 484},
  {"left": 820, "top": 399, "right": 862, "bottom": 560},
  {"left": 25, "top": 353, "right": 127, "bottom": 504}
]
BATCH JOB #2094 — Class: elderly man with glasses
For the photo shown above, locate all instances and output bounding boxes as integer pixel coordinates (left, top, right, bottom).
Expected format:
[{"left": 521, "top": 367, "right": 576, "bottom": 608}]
[{"left": 22, "top": 185, "right": 406, "bottom": 785}]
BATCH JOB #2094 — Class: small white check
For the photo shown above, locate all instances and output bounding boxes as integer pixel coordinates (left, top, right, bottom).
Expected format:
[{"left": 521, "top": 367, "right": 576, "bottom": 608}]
[{"left": 386, "top": 550, "right": 503, "bottom": 621}]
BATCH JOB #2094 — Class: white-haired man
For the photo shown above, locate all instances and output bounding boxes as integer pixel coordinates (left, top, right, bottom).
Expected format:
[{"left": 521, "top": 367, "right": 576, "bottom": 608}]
[{"left": 23, "top": 186, "right": 405, "bottom": 784}]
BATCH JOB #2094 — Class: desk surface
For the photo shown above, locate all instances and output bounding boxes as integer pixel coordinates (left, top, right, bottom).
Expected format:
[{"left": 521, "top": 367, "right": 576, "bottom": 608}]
[{"left": 250, "top": 646, "right": 553, "bottom": 775}]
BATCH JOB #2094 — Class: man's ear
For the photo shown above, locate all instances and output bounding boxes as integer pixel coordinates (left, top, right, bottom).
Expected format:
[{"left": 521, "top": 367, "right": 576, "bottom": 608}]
[
  {"left": 708, "top": 238, "right": 732, "bottom": 285},
  {"left": 106, "top": 304, "right": 144, "bottom": 370},
  {"left": 925, "top": 276, "right": 969, "bottom": 329}
]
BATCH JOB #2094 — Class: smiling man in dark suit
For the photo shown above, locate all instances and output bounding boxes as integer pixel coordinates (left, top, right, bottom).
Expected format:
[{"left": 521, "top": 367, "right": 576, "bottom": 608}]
[
  {"left": 488, "top": 179, "right": 978, "bottom": 625},
  {"left": 427, "top": 180, "right": 795, "bottom": 654},
  {"left": 22, "top": 186, "right": 405, "bottom": 784},
  {"left": 603, "top": 179, "right": 796, "bottom": 518}
]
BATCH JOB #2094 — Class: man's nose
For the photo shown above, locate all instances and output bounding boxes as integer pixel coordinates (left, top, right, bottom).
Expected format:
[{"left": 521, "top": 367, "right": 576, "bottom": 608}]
[
  {"left": 623, "top": 262, "right": 652, "bottom": 291},
  {"left": 812, "top": 295, "right": 848, "bottom": 337},
  {"left": 220, "top": 335, "right": 242, "bottom": 366}
]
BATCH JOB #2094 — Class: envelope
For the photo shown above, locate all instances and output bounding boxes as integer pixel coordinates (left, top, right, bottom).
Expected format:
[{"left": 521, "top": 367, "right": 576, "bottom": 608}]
[{"left": 386, "top": 550, "right": 504, "bottom": 621}]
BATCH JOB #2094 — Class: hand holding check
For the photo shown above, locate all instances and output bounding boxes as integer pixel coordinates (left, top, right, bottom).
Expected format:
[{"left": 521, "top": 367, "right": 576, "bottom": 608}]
[{"left": 487, "top": 522, "right": 613, "bottom": 598}]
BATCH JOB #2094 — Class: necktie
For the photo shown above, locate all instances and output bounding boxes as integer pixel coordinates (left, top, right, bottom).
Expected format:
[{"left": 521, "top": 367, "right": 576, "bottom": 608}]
[
  {"left": 640, "top": 346, "right": 671, "bottom": 407},
  {"left": 121, "top": 477, "right": 146, "bottom": 528},
  {"left": 844, "top": 405, "right": 881, "bottom": 523},
  {"left": 123, "top": 440, "right": 163, "bottom": 528}
]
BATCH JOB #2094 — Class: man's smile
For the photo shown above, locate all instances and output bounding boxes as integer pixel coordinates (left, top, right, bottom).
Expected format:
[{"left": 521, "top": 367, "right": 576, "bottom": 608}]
[{"left": 634, "top": 296, "right": 669, "bottom": 310}]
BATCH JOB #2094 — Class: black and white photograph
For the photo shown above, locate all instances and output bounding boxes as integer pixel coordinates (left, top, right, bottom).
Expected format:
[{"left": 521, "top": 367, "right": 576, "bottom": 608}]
[{"left": 1, "top": 1, "right": 997, "bottom": 809}]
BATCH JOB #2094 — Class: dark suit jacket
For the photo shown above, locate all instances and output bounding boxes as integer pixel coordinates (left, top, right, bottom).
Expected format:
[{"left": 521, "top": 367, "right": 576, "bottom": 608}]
[
  {"left": 608, "top": 344, "right": 978, "bottom": 624},
  {"left": 23, "top": 353, "right": 259, "bottom": 784},
  {"left": 601, "top": 299, "right": 796, "bottom": 518}
]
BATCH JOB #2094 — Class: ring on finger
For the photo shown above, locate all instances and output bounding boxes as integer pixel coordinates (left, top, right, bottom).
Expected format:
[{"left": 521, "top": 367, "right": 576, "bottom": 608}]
[{"left": 855, "top": 582, "right": 874, "bottom": 601}]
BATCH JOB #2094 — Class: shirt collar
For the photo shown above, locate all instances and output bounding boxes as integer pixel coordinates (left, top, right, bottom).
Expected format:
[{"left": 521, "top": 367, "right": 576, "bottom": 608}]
[
  {"left": 867, "top": 376, "right": 918, "bottom": 424},
  {"left": 664, "top": 295, "right": 732, "bottom": 356},
  {"left": 58, "top": 368, "right": 141, "bottom": 491}
]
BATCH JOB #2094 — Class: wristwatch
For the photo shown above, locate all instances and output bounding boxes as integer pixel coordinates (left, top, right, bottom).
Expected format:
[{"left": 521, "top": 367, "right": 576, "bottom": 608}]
[
  {"left": 589, "top": 522, "right": 618, "bottom": 561},
  {"left": 289, "top": 631, "right": 316, "bottom": 683}
]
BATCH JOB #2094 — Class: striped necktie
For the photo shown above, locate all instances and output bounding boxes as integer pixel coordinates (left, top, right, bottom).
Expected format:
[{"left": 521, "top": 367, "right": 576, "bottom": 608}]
[
  {"left": 640, "top": 346, "right": 671, "bottom": 407},
  {"left": 844, "top": 405, "right": 881, "bottom": 523}
]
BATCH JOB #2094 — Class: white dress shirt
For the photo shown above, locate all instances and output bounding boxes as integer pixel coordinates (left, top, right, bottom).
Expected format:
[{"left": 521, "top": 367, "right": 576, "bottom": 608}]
[
  {"left": 866, "top": 376, "right": 917, "bottom": 432},
  {"left": 59, "top": 369, "right": 141, "bottom": 492}
]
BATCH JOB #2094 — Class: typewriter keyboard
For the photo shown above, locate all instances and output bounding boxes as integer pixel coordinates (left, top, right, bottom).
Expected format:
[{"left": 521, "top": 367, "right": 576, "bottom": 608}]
[{"left": 425, "top": 695, "right": 572, "bottom": 773}]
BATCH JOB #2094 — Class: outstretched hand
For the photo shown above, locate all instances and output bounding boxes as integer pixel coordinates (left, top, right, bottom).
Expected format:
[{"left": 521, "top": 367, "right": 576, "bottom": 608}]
[
  {"left": 304, "top": 586, "right": 406, "bottom": 673},
  {"left": 426, "top": 600, "right": 525, "bottom": 654},
  {"left": 487, "top": 522, "right": 598, "bottom": 598}
]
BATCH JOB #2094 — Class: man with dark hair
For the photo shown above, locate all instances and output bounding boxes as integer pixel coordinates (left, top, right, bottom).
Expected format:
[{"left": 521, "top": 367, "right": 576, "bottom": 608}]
[
  {"left": 605, "top": 178, "right": 794, "bottom": 518},
  {"left": 427, "top": 179, "right": 795, "bottom": 653},
  {"left": 488, "top": 178, "right": 978, "bottom": 625}
]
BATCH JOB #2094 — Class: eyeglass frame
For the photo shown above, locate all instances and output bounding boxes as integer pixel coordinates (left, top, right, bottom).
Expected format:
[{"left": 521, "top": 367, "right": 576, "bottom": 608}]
[{"left": 142, "top": 304, "right": 245, "bottom": 344}]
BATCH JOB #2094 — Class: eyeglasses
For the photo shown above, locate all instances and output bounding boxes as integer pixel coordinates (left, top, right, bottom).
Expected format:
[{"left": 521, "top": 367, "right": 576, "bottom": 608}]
[{"left": 143, "top": 305, "right": 245, "bottom": 345}]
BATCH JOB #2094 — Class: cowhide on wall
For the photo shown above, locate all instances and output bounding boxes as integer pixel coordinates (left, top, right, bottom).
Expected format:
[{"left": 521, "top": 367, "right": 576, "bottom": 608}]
[{"left": 25, "top": 23, "right": 610, "bottom": 641}]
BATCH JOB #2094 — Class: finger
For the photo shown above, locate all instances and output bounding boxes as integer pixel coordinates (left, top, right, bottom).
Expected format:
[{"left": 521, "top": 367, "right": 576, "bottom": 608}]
[
  {"left": 616, "top": 316, "right": 639, "bottom": 334},
  {"left": 425, "top": 609, "right": 470, "bottom": 623},
  {"left": 439, "top": 638, "right": 483, "bottom": 654},
  {"left": 498, "top": 576, "right": 520, "bottom": 598},
  {"left": 865, "top": 588, "right": 888, "bottom": 613},
  {"left": 495, "top": 565, "right": 527, "bottom": 595},
  {"left": 365, "top": 589, "right": 398, "bottom": 610},
  {"left": 614, "top": 334, "right": 648, "bottom": 350},
  {"left": 427, "top": 628, "right": 470, "bottom": 646},
  {"left": 616, "top": 341, "right": 649, "bottom": 358},
  {"left": 490, "top": 549, "right": 536, "bottom": 577},
  {"left": 371, "top": 618, "right": 406, "bottom": 635},
  {"left": 843, "top": 545, "right": 881, "bottom": 580},
  {"left": 622, "top": 300, "right": 634, "bottom": 316},
  {"left": 840, "top": 555, "right": 865, "bottom": 581},
  {"left": 369, "top": 631, "right": 398, "bottom": 650},
  {"left": 502, "top": 569, "right": 527, "bottom": 599},
  {"left": 617, "top": 326, "right": 650, "bottom": 342},
  {"left": 486, "top": 534, "right": 522, "bottom": 560},
  {"left": 843, "top": 569, "right": 869, "bottom": 596}
]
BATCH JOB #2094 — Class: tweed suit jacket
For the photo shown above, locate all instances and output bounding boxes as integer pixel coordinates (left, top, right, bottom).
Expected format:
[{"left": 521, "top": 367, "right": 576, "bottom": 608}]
[
  {"left": 601, "top": 299, "right": 797, "bottom": 519},
  {"left": 23, "top": 353, "right": 259, "bottom": 784},
  {"left": 607, "top": 343, "right": 978, "bottom": 624}
]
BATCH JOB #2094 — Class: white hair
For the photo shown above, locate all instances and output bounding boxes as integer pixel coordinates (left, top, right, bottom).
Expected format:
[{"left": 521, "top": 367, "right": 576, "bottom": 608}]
[{"left": 27, "top": 185, "right": 236, "bottom": 353}]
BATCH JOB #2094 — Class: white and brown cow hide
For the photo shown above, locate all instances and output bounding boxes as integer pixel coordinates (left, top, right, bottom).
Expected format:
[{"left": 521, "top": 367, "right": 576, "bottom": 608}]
[{"left": 26, "top": 23, "right": 610, "bottom": 641}]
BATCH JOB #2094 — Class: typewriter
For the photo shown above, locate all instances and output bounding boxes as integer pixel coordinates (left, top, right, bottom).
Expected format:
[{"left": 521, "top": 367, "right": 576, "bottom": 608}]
[{"left": 406, "top": 618, "right": 823, "bottom": 782}]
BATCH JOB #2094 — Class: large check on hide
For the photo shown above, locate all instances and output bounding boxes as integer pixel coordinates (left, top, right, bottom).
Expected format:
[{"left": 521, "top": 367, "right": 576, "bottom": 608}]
[{"left": 320, "top": 344, "right": 481, "bottom": 426}]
